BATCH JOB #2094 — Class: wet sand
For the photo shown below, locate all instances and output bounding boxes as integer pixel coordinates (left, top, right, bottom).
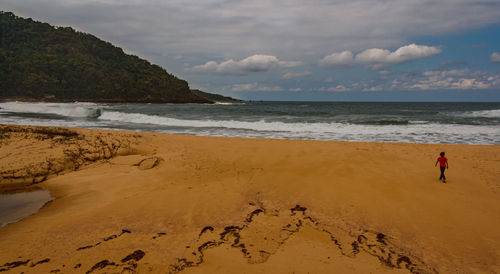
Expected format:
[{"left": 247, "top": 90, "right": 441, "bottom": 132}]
[{"left": 0, "top": 124, "right": 499, "bottom": 273}]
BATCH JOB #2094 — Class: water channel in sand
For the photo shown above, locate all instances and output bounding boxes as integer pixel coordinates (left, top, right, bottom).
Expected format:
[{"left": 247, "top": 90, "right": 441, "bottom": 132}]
[{"left": 0, "top": 190, "right": 53, "bottom": 228}]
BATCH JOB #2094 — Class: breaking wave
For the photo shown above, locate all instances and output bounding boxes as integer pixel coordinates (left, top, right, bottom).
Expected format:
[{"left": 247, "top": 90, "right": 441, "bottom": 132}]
[
  {"left": 98, "top": 111, "right": 343, "bottom": 133},
  {"left": 0, "top": 102, "right": 102, "bottom": 118},
  {"left": 450, "top": 109, "right": 500, "bottom": 118},
  {"left": 97, "top": 111, "right": 499, "bottom": 144},
  {"left": 1, "top": 102, "right": 499, "bottom": 144}
]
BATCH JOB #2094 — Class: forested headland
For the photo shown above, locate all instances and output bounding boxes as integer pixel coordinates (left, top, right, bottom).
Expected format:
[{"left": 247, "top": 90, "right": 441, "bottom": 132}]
[{"left": 0, "top": 11, "right": 231, "bottom": 103}]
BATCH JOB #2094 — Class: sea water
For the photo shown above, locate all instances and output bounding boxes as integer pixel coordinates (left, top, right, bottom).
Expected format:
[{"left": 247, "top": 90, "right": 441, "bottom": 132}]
[{"left": 0, "top": 101, "right": 499, "bottom": 144}]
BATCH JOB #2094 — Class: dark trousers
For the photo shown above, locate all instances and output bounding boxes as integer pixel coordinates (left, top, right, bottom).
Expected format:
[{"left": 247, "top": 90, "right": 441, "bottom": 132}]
[{"left": 440, "top": 167, "right": 446, "bottom": 180}]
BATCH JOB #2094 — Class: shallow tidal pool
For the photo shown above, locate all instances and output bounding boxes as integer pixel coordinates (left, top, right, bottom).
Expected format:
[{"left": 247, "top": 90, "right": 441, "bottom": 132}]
[{"left": 0, "top": 190, "right": 53, "bottom": 228}]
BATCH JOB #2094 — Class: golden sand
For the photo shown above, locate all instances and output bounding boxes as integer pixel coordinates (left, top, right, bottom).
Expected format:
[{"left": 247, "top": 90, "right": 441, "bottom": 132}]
[{"left": 0, "top": 124, "right": 499, "bottom": 273}]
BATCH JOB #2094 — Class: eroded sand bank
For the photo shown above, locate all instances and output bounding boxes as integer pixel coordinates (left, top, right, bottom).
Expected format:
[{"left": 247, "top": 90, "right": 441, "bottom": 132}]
[{"left": 0, "top": 125, "right": 499, "bottom": 273}]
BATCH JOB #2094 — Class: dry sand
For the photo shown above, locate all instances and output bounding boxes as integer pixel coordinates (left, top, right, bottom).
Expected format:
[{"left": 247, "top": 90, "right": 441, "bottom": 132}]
[{"left": 0, "top": 124, "right": 499, "bottom": 273}]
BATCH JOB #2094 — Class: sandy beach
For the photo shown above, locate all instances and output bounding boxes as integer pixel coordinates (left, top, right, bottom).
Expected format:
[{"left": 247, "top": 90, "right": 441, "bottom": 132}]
[{"left": 0, "top": 124, "right": 499, "bottom": 273}]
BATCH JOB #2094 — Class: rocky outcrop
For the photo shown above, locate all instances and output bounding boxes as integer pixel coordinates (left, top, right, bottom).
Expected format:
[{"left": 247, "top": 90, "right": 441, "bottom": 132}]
[{"left": 0, "top": 125, "right": 146, "bottom": 192}]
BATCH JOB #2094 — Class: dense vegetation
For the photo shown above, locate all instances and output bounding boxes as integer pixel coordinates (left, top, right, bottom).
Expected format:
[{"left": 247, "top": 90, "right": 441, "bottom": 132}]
[{"left": 0, "top": 11, "right": 211, "bottom": 103}]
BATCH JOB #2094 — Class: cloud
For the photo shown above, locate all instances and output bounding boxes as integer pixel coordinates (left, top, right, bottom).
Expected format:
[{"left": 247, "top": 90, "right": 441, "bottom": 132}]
[
  {"left": 354, "top": 44, "right": 442, "bottom": 69},
  {"left": 318, "top": 51, "right": 354, "bottom": 69},
  {"left": 3, "top": 0, "right": 500, "bottom": 71},
  {"left": 378, "top": 70, "right": 392, "bottom": 78},
  {"left": 490, "top": 52, "right": 500, "bottom": 63},
  {"left": 362, "top": 86, "right": 384, "bottom": 92},
  {"left": 319, "top": 44, "right": 442, "bottom": 70},
  {"left": 281, "top": 71, "right": 312, "bottom": 80},
  {"left": 3, "top": 0, "right": 500, "bottom": 97},
  {"left": 408, "top": 70, "right": 493, "bottom": 90},
  {"left": 319, "top": 85, "right": 350, "bottom": 92},
  {"left": 186, "top": 54, "right": 300, "bottom": 75},
  {"left": 390, "top": 69, "right": 500, "bottom": 90},
  {"left": 347, "top": 69, "right": 500, "bottom": 92},
  {"left": 231, "top": 83, "right": 284, "bottom": 92}
]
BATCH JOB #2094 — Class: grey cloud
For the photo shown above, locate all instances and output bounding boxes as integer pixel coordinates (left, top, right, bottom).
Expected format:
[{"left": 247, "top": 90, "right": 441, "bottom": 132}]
[
  {"left": 2, "top": 0, "right": 500, "bottom": 64},
  {"left": 2, "top": 0, "right": 500, "bottom": 95},
  {"left": 281, "top": 71, "right": 312, "bottom": 80}
]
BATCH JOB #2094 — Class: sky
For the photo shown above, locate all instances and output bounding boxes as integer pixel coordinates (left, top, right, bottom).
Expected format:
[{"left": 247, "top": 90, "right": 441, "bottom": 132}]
[{"left": 2, "top": 0, "right": 500, "bottom": 101}]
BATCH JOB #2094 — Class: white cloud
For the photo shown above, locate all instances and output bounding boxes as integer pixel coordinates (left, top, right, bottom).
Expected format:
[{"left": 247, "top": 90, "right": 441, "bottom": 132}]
[
  {"left": 355, "top": 44, "right": 442, "bottom": 69},
  {"left": 390, "top": 69, "right": 499, "bottom": 90},
  {"left": 319, "top": 85, "right": 350, "bottom": 92},
  {"left": 281, "top": 71, "right": 312, "bottom": 80},
  {"left": 349, "top": 69, "right": 500, "bottom": 92},
  {"left": 408, "top": 70, "right": 493, "bottom": 90},
  {"left": 231, "top": 83, "right": 284, "bottom": 92},
  {"left": 490, "top": 52, "right": 500, "bottom": 63},
  {"left": 231, "top": 83, "right": 257, "bottom": 91},
  {"left": 378, "top": 70, "right": 392, "bottom": 78},
  {"left": 289, "top": 88, "right": 303, "bottom": 92},
  {"left": 319, "top": 44, "right": 442, "bottom": 70},
  {"left": 318, "top": 50, "right": 354, "bottom": 69},
  {"left": 362, "top": 86, "right": 384, "bottom": 92},
  {"left": 186, "top": 54, "right": 300, "bottom": 75}
]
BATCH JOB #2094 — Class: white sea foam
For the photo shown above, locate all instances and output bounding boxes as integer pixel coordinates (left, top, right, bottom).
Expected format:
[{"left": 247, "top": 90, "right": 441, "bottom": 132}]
[
  {"left": 98, "top": 111, "right": 342, "bottom": 132},
  {"left": 462, "top": 109, "right": 500, "bottom": 118},
  {"left": 214, "top": 102, "right": 243, "bottom": 105},
  {"left": 0, "top": 118, "right": 102, "bottom": 129},
  {"left": 409, "top": 120, "right": 429, "bottom": 124},
  {"left": 448, "top": 109, "right": 500, "bottom": 118},
  {"left": 97, "top": 111, "right": 500, "bottom": 144},
  {"left": 1, "top": 102, "right": 499, "bottom": 144},
  {"left": 0, "top": 102, "right": 101, "bottom": 118}
]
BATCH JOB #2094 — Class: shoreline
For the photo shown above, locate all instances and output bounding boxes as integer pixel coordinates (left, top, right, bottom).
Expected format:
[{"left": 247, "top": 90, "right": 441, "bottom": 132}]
[
  {"left": 0, "top": 124, "right": 499, "bottom": 273},
  {"left": 1, "top": 121, "right": 498, "bottom": 146},
  {"left": 2, "top": 101, "right": 499, "bottom": 146}
]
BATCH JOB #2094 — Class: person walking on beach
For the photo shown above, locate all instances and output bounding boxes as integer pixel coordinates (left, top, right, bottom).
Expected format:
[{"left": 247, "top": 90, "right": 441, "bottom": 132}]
[{"left": 435, "top": 152, "right": 449, "bottom": 183}]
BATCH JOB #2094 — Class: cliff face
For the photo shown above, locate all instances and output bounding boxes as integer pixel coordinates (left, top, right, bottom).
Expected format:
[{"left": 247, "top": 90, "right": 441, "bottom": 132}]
[{"left": 0, "top": 12, "right": 211, "bottom": 103}]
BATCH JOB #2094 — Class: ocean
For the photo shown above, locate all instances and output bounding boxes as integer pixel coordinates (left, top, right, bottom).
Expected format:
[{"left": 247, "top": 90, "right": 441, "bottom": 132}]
[{"left": 0, "top": 101, "right": 499, "bottom": 145}]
